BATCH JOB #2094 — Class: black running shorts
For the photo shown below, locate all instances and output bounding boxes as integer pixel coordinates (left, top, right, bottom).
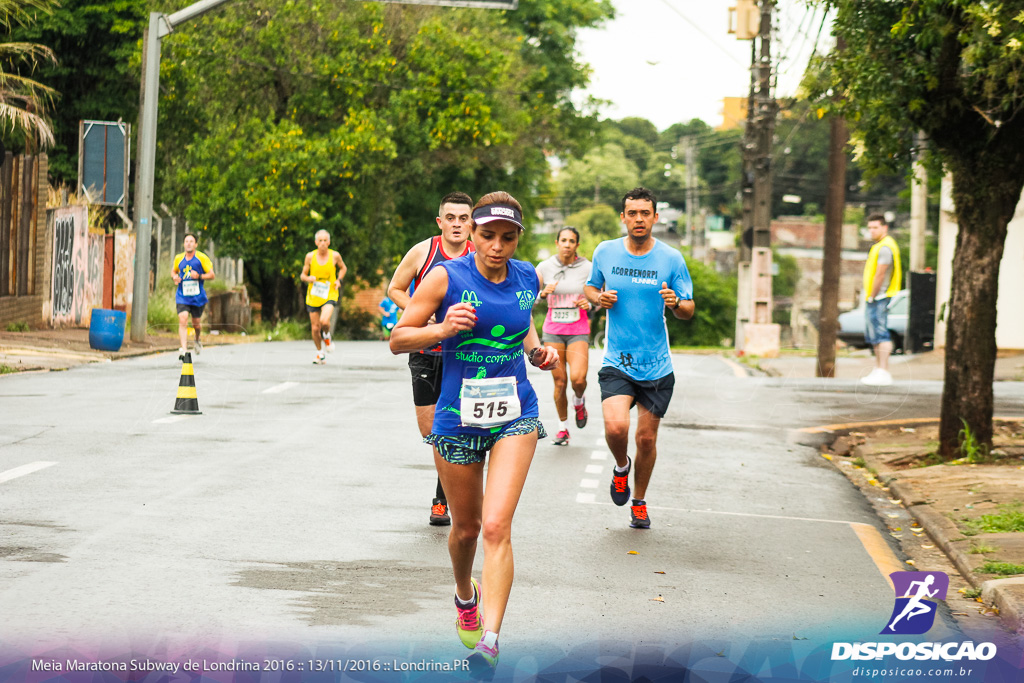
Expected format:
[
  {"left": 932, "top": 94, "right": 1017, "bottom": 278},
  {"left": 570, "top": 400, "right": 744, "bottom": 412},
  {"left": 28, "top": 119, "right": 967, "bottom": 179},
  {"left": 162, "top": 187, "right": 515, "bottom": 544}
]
[
  {"left": 409, "top": 352, "right": 444, "bottom": 407},
  {"left": 597, "top": 366, "right": 675, "bottom": 419}
]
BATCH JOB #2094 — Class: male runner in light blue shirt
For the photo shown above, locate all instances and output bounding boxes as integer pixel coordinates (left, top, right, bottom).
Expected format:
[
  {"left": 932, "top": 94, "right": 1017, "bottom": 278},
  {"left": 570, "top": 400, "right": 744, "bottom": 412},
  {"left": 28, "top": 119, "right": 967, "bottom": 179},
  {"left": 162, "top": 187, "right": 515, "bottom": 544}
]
[{"left": 585, "top": 187, "right": 694, "bottom": 529}]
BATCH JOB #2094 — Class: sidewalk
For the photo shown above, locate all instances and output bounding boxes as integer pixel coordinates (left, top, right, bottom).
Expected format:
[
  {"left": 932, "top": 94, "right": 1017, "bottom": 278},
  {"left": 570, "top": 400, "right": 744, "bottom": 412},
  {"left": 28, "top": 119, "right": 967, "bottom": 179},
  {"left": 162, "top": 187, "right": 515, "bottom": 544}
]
[
  {"left": 751, "top": 347, "right": 1024, "bottom": 383},
  {"left": 0, "top": 328, "right": 244, "bottom": 373},
  {"left": 818, "top": 413, "right": 1024, "bottom": 636}
]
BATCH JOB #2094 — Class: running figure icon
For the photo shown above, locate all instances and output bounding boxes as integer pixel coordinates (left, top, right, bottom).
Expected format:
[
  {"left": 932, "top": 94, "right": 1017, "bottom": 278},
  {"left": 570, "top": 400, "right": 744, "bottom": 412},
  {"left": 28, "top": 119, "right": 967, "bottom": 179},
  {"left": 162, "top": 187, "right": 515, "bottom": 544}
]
[{"left": 888, "top": 574, "right": 938, "bottom": 631}]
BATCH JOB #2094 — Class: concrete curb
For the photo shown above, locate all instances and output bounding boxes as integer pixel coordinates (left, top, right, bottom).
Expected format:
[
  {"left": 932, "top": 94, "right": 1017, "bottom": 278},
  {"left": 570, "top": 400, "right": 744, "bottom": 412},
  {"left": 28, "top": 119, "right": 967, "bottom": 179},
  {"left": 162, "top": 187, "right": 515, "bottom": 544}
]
[{"left": 811, "top": 420, "right": 1024, "bottom": 636}]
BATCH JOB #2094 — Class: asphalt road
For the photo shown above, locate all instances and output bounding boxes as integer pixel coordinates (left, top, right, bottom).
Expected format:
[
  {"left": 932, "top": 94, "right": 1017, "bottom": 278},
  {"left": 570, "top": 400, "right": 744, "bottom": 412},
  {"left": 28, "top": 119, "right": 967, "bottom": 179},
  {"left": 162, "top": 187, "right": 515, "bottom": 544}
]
[{"left": 2, "top": 341, "right": 1022, "bottom": 676}]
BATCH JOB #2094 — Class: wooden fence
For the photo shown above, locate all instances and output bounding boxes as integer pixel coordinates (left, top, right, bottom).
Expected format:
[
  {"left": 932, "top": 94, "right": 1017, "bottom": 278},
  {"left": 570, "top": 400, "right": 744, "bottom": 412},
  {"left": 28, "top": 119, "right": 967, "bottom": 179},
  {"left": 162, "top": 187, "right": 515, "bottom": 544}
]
[{"left": 0, "top": 153, "right": 49, "bottom": 327}]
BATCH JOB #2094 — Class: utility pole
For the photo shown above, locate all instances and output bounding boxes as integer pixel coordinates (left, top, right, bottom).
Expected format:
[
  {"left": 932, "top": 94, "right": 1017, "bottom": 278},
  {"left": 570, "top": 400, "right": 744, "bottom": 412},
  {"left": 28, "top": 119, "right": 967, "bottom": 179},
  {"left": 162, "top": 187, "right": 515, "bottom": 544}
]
[
  {"left": 734, "top": 0, "right": 779, "bottom": 355},
  {"left": 817, "top": 106, "right": 847, "bottom": 378}
]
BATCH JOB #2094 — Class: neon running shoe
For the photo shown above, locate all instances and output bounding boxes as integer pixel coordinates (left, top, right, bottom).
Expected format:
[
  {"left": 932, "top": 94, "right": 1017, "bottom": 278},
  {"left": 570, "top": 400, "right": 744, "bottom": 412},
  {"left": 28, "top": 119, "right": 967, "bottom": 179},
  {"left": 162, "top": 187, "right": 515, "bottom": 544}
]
[
  {"left": 430, "top": 498, "right": 451, "bottom": 526},
  {"left": 574, "top": 400, "right": 588, "bottom": 429},
  {"left": 466, "top": 632, "right": 499, "bottom": 678},
  {"left": 455, "top": 578, "right": 483, "bottom": 649},
  {"left": 322, "top": 332, "right": 333, "bottom": 352},
  {"left": 552, "top": 429, "right": 570, "bottom": 446},
  {"left": 193, "top": 339, "right": 202, "bottom": 355},
  {"left": 313, "top": 351, "right": 326, "bottom": 364},
  {"left": 610, "top": 456, "right": 631, "bottom": 506},
  {"left": 630, "top": 499, "right": 651, "bottom": 529}
]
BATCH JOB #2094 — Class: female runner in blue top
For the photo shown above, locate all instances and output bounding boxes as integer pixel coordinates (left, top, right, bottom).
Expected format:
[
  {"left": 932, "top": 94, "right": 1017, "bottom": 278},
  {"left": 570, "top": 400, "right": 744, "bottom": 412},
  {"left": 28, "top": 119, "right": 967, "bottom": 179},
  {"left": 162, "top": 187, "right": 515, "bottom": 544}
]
[{"left": 390, "top": 191, "right": 558, "bottom": 676}]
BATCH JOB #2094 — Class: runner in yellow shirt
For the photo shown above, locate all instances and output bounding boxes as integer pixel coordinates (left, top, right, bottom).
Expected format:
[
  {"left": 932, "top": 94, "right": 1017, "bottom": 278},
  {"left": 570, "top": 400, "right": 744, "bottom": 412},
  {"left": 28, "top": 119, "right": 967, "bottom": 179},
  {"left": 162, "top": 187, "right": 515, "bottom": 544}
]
[{"left": 300, "top": 229, "right": 347, "bottom": 364}]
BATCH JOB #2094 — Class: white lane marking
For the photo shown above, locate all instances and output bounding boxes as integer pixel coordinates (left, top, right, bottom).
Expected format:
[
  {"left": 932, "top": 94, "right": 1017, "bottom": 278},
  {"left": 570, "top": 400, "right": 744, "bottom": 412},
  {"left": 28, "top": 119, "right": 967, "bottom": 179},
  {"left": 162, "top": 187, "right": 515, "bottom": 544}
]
[
  {"left": 0, "top": 461, "right": 56, "bottom": 484},
  {"left": 152, "top": 415, "right": 192, "bottom": 424},
  {"left": 261, "top": 381, "right": 298, "bottom": 395},
  {"left": 585, "top": 464, "right": 604, "bottom": 474},
  {"left": 594, "top": 438, "right": 605, "bottom": 446},
  {"left": 577, "top": 499, "right": 869, "bottom": 525},
  {"left": 576, "top": 492, "right": 596, "bottom": 504},
  {"left": 580, "top": 479, "right": 599, "bottom": 489},
  {"left": 590, "top": 450, "right": 607, "bottom": 460}
]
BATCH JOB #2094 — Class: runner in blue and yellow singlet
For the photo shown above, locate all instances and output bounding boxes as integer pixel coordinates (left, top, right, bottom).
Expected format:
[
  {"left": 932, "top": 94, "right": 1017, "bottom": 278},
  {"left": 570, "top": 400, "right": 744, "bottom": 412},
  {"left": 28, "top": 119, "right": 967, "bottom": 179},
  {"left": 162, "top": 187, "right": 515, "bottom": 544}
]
[
  {"left": 300, "top": 229, "right": 347, "bottom": 364},
  {"left": 390, "top": 192, "right": 558, "bottom": 677},
  {"left": 172, "top": 232, "right": 215, "bottom": 361}
]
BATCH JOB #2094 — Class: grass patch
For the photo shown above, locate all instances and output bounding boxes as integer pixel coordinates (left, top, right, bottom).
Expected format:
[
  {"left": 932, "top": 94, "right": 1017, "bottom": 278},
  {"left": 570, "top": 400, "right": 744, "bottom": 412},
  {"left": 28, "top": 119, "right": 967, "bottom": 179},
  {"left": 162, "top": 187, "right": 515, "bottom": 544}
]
[
  {"left": 851, "top": 457, "right": 867, "bottom": 468},
  {"left": 959, "top": 418, "right": 992, "bottom": 464},
  {"left": 249, "top": 319, "right": 310, "bottom": 341},
  {"left": 961, "top": 587, "right": 983, "bottom": 599},
  {"left": 0, "top": 364, "right": 17, "bottom": 374},
  {"left": 5, "top": 321, "right": 29, "bottom": 332},
  {"left": 968, "top": 542, "right": 998, "bottom": 554},
  {"left": 914, "top": 451, "right": 945, "bottom": 468},
  {"left": 964, "top": 503, "right": 1024, "bottom": 534},
  {"left": 976, "top": 561, "right": 1024, "bottom": 576}
]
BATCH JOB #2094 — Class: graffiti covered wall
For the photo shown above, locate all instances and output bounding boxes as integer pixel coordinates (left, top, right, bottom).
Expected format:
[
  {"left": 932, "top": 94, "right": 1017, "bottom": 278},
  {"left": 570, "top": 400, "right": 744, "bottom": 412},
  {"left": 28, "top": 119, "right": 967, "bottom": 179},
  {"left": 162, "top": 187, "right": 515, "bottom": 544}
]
[{"left": 51, "top": 205, "right": 104, "bottom": 327}]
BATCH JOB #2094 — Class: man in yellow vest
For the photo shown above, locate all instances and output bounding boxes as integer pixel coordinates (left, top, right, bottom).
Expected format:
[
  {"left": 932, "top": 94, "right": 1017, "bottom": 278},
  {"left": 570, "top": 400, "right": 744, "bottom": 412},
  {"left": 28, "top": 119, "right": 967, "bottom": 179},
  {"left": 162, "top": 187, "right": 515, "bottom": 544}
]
[
  {"left": 300, "top": 229, "right": 347, "bottom": 364},
  {"left": 861, "top": 214, "right": 902, "bottom": 386}
]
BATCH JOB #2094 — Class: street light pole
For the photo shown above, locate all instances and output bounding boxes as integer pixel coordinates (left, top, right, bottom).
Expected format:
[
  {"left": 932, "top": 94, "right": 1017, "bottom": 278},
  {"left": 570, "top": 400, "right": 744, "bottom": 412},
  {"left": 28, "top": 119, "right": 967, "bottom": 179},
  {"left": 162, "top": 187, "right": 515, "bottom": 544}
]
[{"left": 129, "top": 0, "right": 236, "bottom": 343}]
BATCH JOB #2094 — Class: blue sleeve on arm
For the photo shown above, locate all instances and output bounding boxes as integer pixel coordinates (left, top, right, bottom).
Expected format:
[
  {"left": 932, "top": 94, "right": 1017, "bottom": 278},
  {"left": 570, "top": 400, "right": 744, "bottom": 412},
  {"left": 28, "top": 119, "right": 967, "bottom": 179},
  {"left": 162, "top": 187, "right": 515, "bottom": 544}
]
[
  {"left": 674, "top": 253, "right": 694, "bottom": 300},
  {"left": 586, "top": 245, "right": 605, "bottom": 289}
]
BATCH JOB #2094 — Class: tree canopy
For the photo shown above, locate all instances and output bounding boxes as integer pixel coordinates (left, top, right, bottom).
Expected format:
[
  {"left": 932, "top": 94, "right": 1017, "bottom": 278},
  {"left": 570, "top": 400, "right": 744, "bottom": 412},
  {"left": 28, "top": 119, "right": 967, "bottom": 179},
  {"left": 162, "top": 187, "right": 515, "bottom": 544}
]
[
  {"left": 808, "top": 0, "right": 1024, "bottom": 455},
  {"left": 156, "top": 0, "right": 613, "bottom": 320}
]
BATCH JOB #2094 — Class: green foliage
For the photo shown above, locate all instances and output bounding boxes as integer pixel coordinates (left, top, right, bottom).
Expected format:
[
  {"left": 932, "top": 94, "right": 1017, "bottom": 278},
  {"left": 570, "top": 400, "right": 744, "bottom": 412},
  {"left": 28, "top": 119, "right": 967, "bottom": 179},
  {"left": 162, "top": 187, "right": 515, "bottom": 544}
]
[
  {"left": 0, "top": 0, "right": 62, "bottom": 152},
  {"left": 773, "top": 250, "right": 800, "bottom": 299},
  {"left": 976, "top": 561, "right": 1024, "bottom": 576},
  {"left": 158, "top": 1, "right": 613, "bottom": 320},
  {"left": 667, "top": 253, "right": 737, "bottom": 347},
  {"left": 557, "top": 142, "right": 639, "bottom": 213},
  {"left": 4, "top": 0, "right": 147, "bottom": 175},
  {"left": 959, "top": 418, "right": 993, "bottom": 463},
  {"left": 5, "top": 320, "right": 29, "bottom": 332},
  {"left": 146, "top": 276, "right": 179, "bottom": 333},
  {"left": 563, "top": 204, "right": 620, "bottom": 258},
  {"left": 968, "top": 542, "right": 997, "bottom": 554},
  {"left": 0, "top": 363, "right": 17, "bottom": 374},
  {"left": 964, "top": 503, "right": 1024, "bottom": 534}
]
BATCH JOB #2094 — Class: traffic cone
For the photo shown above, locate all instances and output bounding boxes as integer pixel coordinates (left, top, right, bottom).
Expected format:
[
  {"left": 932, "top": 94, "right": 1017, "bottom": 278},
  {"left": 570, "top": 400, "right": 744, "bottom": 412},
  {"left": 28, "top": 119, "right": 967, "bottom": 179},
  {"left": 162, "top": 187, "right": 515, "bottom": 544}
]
[{"left": 171, "top": 352, "right": 202, "bottom": 415}]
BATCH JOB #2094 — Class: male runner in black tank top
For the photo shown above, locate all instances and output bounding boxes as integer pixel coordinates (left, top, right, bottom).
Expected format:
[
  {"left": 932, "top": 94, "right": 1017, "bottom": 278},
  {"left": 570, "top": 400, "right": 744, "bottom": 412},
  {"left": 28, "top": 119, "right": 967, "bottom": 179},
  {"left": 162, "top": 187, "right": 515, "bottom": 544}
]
[{"left": 387, "top": 192, "right": 476, "bottom": 526}]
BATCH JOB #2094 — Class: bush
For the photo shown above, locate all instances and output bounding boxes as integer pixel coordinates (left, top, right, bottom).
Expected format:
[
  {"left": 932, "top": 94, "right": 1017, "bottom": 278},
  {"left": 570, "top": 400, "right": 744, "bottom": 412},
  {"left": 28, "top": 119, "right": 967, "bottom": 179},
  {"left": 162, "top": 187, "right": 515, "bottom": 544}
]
[
  {"left": 5, "top": 321, "right": 29, "bottom": 332},
  {"left": 668, "top": 254, "right": 737, "bottom": 347}
]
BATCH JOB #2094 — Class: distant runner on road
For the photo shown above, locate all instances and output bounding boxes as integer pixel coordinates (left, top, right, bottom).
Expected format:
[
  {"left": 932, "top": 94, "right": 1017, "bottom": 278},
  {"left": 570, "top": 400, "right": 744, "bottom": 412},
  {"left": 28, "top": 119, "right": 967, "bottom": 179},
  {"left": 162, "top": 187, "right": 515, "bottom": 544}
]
[
  {"left": 535, "top": 226, "right": 592, "bottom": 446},
  {"left": 387, "top": 191, "right": 476, "bottom": 527},
  {"left": 389, "top": 191, "right": 557, "bottom": 677},
  {"left": 172, "top": 232, "right": 215, "bottom": 361},
  {"left": 300, "top": 230, "right": 346, "bottom": 365},
  {"left": 585, "top": 187, "right": 694, "bottom": 530}
]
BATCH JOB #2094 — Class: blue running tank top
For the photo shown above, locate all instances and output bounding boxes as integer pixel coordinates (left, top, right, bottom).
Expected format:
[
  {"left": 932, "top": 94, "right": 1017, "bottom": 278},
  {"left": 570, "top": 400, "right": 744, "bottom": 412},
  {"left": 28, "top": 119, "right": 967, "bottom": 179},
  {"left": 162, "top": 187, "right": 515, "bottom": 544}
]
[{"left": 432, "top": 254, "right": 540, "bottom": 436}]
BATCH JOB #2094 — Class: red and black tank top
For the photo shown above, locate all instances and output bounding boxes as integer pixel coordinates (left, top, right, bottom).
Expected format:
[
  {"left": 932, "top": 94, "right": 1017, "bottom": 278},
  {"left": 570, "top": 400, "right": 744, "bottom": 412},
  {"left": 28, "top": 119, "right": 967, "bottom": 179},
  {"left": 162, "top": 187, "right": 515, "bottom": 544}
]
[{"left": 413, "top": 236, "right": 475, "bottom": 354}]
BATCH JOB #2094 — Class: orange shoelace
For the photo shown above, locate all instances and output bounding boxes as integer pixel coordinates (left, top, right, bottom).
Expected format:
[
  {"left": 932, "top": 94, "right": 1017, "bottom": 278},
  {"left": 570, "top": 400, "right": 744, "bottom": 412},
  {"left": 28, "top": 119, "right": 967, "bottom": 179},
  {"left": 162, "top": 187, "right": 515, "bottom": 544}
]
[{"left": 631, "top": 505, "right": 648, "bottom": 520}]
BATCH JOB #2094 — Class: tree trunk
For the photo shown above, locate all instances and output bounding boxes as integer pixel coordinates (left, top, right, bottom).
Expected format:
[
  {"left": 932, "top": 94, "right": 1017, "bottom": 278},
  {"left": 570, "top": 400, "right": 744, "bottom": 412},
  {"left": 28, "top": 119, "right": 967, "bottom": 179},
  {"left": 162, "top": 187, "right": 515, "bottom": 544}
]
[{"left": 938, "top": 155, "right": 1024, "bottom": 457}]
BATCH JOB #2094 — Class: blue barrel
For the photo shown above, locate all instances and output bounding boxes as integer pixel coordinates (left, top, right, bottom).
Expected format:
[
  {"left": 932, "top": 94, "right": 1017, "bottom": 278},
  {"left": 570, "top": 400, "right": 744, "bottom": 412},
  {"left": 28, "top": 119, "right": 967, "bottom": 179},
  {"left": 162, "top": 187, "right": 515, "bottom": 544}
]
[{"left": 89, "top": 308, "right": 126, "bottom": 352}]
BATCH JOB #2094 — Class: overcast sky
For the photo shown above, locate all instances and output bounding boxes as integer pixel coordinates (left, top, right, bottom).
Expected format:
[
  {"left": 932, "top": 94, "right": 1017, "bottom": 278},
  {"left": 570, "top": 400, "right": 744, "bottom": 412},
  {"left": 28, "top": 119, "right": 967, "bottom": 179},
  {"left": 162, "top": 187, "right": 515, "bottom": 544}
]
[{"left": 573, "top": 0, "right": 831, "bottom": 131}]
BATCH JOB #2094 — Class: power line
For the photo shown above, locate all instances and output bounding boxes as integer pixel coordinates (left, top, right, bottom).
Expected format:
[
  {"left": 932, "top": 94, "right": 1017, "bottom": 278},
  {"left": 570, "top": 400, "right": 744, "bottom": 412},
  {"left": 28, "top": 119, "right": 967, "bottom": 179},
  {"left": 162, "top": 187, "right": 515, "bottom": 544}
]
[{"left": 656, "top": 0, "right": 748, "bottom": 69}]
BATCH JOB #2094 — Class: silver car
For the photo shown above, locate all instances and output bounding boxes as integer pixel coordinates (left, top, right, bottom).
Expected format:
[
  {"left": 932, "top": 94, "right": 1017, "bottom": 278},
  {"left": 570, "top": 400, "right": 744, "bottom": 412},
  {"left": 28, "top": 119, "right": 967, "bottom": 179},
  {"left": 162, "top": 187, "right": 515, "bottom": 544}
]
[{"left": 837, "top": 289, "right": 909, "bottom": 352}]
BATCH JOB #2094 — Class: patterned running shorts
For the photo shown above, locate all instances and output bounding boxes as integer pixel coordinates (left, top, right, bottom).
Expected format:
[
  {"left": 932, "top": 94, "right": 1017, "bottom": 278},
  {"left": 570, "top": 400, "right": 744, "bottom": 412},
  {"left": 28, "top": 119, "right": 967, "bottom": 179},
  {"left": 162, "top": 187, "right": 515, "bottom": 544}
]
[{"left": 425, "top": 418, "right": 547, "bottom": 465}]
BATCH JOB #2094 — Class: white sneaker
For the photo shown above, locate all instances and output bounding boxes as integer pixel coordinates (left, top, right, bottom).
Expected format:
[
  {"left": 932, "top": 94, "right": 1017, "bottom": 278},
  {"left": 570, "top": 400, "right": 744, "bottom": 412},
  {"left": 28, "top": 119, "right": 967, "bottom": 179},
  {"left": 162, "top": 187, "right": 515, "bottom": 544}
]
[
  {"left": 861, "top": 368, "right": 893, "bottom": 386},
  {"left": 322, "top": 333, "right": 334, "bottom": 353},
  {"left": 313, "top": 351, "right": 326, "bottom": 365},
  {"left": 178, "top": 347, "right": 187, "bottom": 361},
  {"left": 194, "top": 339, "right": 203, "bottom": 355}
]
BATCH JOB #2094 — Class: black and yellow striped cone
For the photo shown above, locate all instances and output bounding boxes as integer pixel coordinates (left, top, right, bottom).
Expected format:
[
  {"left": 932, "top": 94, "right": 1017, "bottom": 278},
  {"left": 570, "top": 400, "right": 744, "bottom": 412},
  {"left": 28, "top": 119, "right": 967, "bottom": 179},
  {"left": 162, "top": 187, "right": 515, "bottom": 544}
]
[{"left": 171, "top": 352, "right": 202, "bottom": 415}]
